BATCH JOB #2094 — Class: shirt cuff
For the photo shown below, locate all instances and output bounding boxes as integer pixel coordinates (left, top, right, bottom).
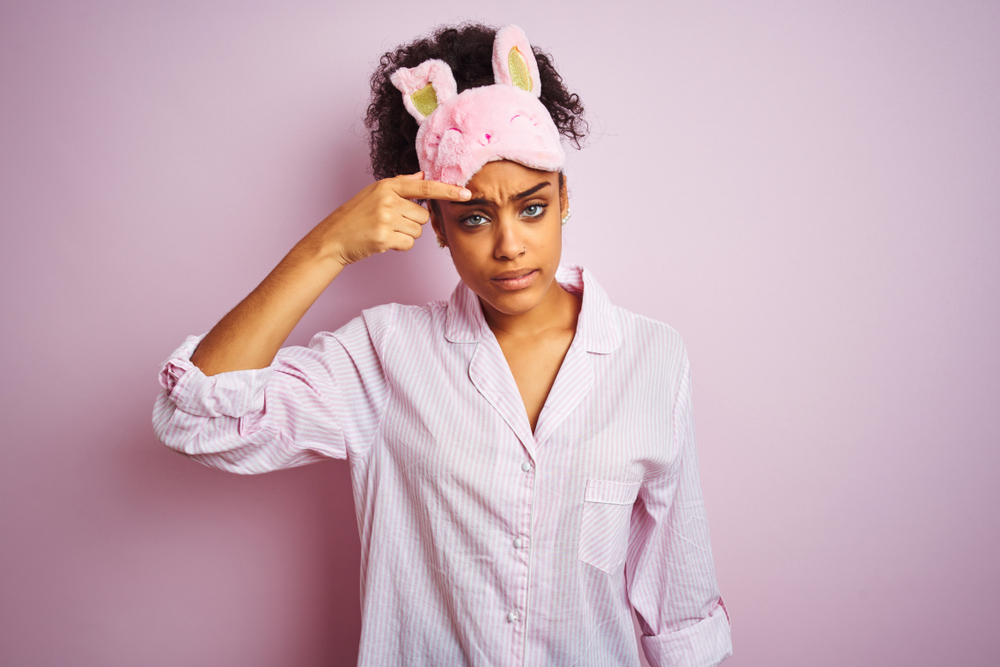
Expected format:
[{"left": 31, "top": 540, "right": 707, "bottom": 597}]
[
  {"left": 640, "top": 598, "right": 732, "bottom": 667},
  {"left": 157, "top": 334, "right": 274, "bottom": 418}
]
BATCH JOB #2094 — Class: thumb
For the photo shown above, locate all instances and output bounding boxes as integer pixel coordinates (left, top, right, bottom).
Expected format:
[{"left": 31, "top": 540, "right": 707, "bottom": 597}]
[{"left": 397, "top": 171, "right": 424, "bottom": 180}]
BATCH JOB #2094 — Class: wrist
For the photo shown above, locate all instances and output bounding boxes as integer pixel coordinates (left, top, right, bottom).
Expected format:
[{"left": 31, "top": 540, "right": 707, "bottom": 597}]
[{"left": 288, "top": 234, "right": 349, "bottom": 275}]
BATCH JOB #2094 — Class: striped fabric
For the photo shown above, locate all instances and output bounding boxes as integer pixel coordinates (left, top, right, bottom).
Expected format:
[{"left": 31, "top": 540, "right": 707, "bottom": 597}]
[{"left": 153, "top": 265, "right": 732, "bottom": 667}]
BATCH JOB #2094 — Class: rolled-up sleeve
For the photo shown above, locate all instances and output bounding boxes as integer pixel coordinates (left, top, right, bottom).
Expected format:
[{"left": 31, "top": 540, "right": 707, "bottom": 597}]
[
  {"left": 626, "top": 353, "right": 732, "bottom": 667},
  {"left": 152, "top": 307, "right": 393, "bottom": 474}
]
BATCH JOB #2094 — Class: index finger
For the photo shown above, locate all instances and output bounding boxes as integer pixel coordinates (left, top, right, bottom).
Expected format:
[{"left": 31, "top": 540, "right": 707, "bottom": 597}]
[{"left": 391, "top": 177, "right": 472, "bottom": 202}]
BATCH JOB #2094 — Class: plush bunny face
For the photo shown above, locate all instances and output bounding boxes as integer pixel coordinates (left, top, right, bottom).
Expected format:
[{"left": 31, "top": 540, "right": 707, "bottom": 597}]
[
  {"left": 390, "top": 25, "right": 565, "bottom": 186},
  {"left": 418, "top": 85, "right": 563, "bottom": 186}
]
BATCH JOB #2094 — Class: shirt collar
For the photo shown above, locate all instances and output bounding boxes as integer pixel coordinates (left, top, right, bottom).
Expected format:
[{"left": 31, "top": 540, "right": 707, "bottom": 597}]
[{"left": 444, "top": 265, "right": 621, "bottom": 354}]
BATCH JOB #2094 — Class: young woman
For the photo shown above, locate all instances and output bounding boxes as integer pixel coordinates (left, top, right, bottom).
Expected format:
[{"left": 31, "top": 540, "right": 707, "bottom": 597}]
[{"left": 154, "top": 24, "right": 732, "bottom": 667}]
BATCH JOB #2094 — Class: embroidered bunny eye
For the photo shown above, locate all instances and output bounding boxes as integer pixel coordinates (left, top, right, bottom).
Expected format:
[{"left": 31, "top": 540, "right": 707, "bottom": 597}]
[{"left": 510, "top": 114, "right": 539, "bottom": 127}]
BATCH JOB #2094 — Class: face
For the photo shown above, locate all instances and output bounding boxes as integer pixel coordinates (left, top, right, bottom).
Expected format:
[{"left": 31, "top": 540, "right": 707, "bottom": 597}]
[{"left": 433, "top": 160, "right": 568, "bottom": 321}]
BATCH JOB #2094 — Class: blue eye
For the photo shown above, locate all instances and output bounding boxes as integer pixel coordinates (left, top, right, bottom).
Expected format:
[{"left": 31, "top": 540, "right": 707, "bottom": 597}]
[
  {"left": 523, "top": 204, "right": 546, "bottom": 218},
  {"left": 461, "top": 214, "right": 489, "bottom": 228}
]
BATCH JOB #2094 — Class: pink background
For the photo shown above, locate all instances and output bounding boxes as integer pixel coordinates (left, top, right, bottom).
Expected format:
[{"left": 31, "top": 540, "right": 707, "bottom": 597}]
[{"left": 2, "top": 1, "right": 998, "bottom": 665}]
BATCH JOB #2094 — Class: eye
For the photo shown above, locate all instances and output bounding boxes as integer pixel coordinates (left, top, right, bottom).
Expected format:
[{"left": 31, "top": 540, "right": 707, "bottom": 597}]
[
  {"left": 522, "top": 203, "right": 547, "bottom": 219},
  {"left": 461, "top": 213, "right": 490, "bottom": 228}
]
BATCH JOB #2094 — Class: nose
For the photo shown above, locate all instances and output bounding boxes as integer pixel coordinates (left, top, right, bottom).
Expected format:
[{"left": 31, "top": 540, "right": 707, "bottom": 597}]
[{"left": 493, "top": 217, "right": 525, "bottom": 261}]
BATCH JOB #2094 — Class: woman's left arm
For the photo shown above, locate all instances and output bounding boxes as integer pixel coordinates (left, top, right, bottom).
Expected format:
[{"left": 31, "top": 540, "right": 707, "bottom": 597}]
[{"left": 626, "top": 354, "right": 733, "bottom": 667}]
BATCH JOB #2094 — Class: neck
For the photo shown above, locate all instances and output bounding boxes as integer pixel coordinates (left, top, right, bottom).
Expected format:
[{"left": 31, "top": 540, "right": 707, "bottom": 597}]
[{"left": 480, "top": 280, "right": 581, "bottom": 340}]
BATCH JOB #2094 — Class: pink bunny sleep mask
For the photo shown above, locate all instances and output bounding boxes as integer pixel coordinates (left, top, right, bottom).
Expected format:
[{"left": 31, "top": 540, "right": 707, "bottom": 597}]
[{"left": 390, "top": 25, "right": 566, "bottom": 187}]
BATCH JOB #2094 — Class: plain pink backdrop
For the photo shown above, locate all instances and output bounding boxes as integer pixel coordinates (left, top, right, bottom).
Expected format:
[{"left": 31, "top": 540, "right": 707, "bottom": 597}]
[{"left": 2, "top": 1, "right": 998, "bottom": 665}]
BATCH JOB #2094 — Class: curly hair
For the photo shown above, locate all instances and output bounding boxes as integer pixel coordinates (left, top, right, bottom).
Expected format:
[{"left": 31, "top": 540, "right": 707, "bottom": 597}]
[{"left": 365, "top": 23, "right": 587, "bottom": 180}]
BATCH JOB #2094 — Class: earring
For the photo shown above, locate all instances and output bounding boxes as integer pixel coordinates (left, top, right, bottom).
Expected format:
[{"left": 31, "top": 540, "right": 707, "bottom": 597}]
[
  {"left": 437, "top": 237, "right": 447, "bottom": 249},
  {"left": 561, "top": 208, "right": 572, "bottom": 225}
]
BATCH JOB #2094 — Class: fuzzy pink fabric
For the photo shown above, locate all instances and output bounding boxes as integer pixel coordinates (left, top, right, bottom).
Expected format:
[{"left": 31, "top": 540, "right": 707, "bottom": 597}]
[
  {"left": 414, "top": 84, "right": 565, "bottom": 185},
  {"left": 390, "top": 25, "right": 565, "bottom": 186},
  {"left": 491, "top": 24, "right": 541, "bottom": 96},
  {"left": 390, "top": 59, "right": 458, "bottom": 121}
]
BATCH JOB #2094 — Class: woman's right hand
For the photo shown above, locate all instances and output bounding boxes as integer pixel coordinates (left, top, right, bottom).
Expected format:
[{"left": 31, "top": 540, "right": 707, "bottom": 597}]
[
  {"left": 308, "top": 172, "right": 471, "bottom": 267},
  {"left": 189, "top": 172, "right": 470, "bottom": 375}
]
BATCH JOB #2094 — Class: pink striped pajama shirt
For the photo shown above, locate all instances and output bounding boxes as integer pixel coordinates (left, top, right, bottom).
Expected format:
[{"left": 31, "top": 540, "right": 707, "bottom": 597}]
[{"left": 153, "top": 265, "right": 732, "bottom": 666}]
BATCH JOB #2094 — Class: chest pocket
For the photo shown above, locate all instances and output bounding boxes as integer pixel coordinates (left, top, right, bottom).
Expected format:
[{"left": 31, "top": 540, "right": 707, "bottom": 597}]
[{"left": 578, "top": 478, "right": 642, "bottom": 575}]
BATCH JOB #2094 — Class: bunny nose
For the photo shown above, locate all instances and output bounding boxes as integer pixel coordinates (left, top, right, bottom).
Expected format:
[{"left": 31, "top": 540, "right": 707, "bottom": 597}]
[{"left": 480, "top": 133, "right": 492, "bottom": 146}]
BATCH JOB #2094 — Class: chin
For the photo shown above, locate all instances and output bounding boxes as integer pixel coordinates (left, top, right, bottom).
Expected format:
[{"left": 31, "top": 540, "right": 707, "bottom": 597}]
[
  {"left": 479, "top": 275, "right": 552, "bottom": 315},
  {"left": 484, "top": 293, "right": 541, "bottom": 316}
]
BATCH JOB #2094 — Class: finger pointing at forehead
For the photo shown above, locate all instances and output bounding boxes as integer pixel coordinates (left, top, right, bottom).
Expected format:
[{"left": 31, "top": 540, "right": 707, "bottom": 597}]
[{"left": 392, "top": 173, "right": 472, "bottom": 202}]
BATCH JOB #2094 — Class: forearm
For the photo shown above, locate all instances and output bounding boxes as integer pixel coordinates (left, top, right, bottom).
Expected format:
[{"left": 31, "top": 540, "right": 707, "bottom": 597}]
[
  {"left": 190, "top": 238, "right": 344, "bottom": 376},
  {"left": 187, "top": 173, "right": 469, "bottom": 376}
]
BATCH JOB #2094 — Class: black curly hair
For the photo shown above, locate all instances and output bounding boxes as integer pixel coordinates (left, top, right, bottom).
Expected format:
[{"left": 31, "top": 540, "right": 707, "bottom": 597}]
[{"left": 365, "top": 23, "right": 587, "bottom": 180}]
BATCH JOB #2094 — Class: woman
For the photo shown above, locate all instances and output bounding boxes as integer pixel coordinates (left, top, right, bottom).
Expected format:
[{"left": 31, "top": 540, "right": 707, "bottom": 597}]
[{"left": 154, "top": 24, "right": 732, "bottom": 666}]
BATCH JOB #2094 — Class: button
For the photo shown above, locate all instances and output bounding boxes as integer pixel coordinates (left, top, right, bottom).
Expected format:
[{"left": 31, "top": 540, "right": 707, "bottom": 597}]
[
  {"left": 507, "top": 611, "right": 518, "bottom": 623},
  {"left": 521, "top": 461, "right": 532, "bottom": 472},
  {"left": 513, "top": 537, "right": 522, "bottom": 549}
]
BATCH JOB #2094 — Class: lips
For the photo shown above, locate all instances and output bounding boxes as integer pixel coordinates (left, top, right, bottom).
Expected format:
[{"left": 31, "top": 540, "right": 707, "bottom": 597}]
[{"left": 491, "top": 268, "right": 538, "bottom": 291}]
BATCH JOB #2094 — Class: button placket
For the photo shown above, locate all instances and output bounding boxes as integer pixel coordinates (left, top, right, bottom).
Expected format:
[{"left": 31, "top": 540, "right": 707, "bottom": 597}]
[
  {"left": 515, "top": 460, "right": 532, "bottom": 555},
  {"left": 505, "top": 455, "right": 534, "bottom": 664}
]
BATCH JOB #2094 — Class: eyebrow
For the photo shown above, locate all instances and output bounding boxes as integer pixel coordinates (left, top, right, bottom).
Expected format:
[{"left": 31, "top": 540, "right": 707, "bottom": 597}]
[{"left": 452, "top": 181, "right": 551, "bottom": 207}]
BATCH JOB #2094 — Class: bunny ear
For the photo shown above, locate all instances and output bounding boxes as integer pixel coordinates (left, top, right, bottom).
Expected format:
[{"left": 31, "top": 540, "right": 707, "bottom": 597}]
[
  {"left": 390, "top": 59, "right": 458, "bottom": 124},
  {"left": 493, "top": 25, "right": 542, "bottom": 97}
]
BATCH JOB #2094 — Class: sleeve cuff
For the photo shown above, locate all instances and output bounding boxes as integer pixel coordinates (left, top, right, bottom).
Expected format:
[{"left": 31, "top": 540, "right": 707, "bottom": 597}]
[
  {"left": 157, "top": 334, "right": 274, "bottom": 418},
  {"left": 640, "top": 599, "right": 732, "bottom": 667}
]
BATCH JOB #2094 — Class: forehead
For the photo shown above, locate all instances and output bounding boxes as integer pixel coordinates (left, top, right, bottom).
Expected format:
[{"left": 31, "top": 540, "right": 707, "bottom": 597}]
[{"left": 465, "top": 161, "right": 558, "bottom": 199}]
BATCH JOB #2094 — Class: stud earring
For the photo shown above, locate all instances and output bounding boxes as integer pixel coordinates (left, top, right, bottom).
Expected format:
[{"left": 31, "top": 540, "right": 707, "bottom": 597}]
[
  {"left": 561, "top": 208, "right": 572, "bottom": 225},
  {"left": 437, "top": 237, "right": 447, "bottom": 249}
]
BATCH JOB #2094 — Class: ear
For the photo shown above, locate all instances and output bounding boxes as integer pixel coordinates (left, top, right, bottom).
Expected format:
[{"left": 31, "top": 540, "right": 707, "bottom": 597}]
[
  {"left": 559, "top": 172, "right": 569, "bottom": 217},
  {"left": 492, "top": 25, "right": 542, "bottom": 97},
  {"left": 390, "top": 59, "right": 458, "bottom": 124}
]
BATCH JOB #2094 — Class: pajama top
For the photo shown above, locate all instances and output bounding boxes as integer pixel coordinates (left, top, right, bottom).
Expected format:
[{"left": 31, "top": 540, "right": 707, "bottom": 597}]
[{"left": 153, "top": 265, "right": 732, "bottom": 667}]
